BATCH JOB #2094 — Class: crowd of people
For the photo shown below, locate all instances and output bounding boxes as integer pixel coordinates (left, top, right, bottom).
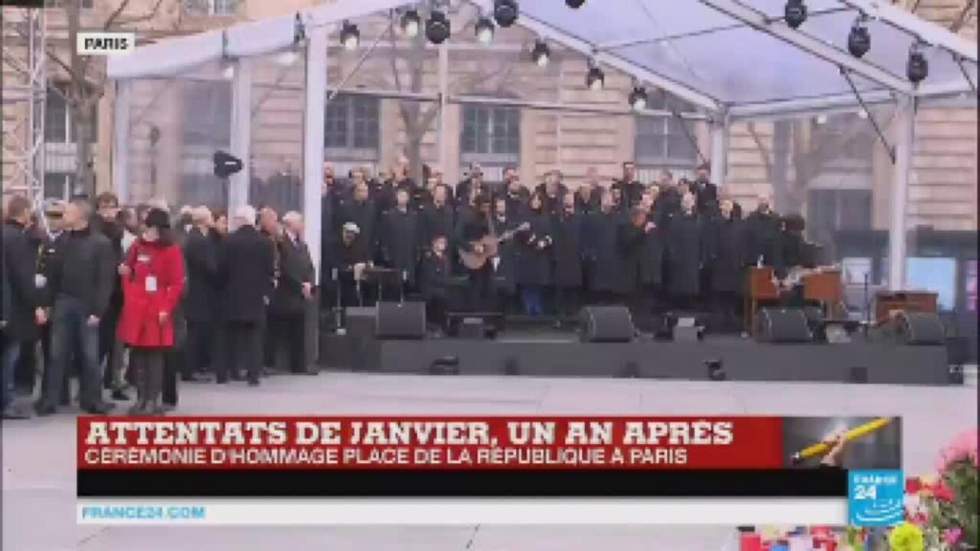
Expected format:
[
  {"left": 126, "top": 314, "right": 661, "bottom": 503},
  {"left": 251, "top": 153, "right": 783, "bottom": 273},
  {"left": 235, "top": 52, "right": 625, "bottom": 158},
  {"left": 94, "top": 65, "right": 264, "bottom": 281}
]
[
  {"left": 1, "top": 156, "right": 815, "bottom": 420},
  {"left": 320, "top": 158, "right": 814, "bottom": 333},
  {"left": 1, "top": 192, "right": 316, "bottom": 420}
]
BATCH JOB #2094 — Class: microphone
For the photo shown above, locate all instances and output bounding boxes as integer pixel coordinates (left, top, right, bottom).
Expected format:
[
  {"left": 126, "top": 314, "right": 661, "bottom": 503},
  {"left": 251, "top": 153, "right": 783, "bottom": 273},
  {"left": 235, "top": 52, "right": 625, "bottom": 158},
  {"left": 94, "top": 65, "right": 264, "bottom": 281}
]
[{"left": 790, "top": 417, "right": 894, "bottom": 464}]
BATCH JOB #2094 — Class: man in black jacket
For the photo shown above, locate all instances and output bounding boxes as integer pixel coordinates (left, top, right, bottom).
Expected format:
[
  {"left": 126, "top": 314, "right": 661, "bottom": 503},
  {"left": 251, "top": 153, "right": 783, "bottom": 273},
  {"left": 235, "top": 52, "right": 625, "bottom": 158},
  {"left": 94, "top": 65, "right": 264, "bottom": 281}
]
[
  {"left": 269, "top": 212, "right": 316, "bottom": 375},
  {"left": 379, "top": 188, "right": 420, "bottom": 298},
  {"left": 35, "top": 199, "right": 115, "bottom": 415},
  {"left": 692, "top": 163, "right": 720, "bottom": 217},
  {"left": 612, "top": 161, "right": 644, "bottom": 210},
  {"left": 218, "top": 206, "right": 275, "bottom": 385},
  {"left": 2, "top": 196, "right": 46, "bottom": 419},
  {"left": 183, "top": 206, "right": 219, "bottom": 381},
  {"left": 420, "top": 184, "right": 455, "bottom": 252},
  {"left": 93, "top": 192, "right": 128, "bottom": 400},
  {"left": 552, "top": 194, "right": 584, "bottom": 326}
]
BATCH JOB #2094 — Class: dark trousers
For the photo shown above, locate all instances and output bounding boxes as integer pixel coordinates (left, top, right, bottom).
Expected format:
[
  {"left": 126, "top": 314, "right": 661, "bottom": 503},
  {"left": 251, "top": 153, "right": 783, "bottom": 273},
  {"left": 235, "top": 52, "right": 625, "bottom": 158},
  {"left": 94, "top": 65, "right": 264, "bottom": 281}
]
[
  {"left": 185, "top": 320, "right": 215, "bottom": 376},
  {"left": 163, "top": 346, "right": 180, "bottom": 406},
  {"left": 99, "top": 303, "right": 121, "bottom": 389},
  {"left": 2, "top": 337, "right": 21, "bottom": 411},
  {"left": 520, "top": 286, "right": 545, "bottom": 316},
  {"left": 425, "top": 295, "right": 448, "bottom": 331},
  {"left": 588, "top": 290, "right": 621, "bottom": 306},
  {"left": 712, "top": 291, "right": 741, "bottom": 333},
  {"left": 465, "top": 264, "right": 495, "bottom": 312},
  {"left": 555, "top": 286, "right": 581, "bottom": 321},
  {"left": 42, "top": 296, "right": 102, "bottom": 409},
  {"left": 220, "top": 321, "right": 262, "bottom": 383},
  {"left": 627, "top": 288, "right": 655, "bottom": 332},
  {"left": 130, "top": 347, "right": 165, "bottom": 406},
  {"left": 270, "top": 314, "right": 307, "bottom": 374},
  {"left": 15, "top": 338, "right": 37, "bottom": 394},
  {"left": 261, "top": 314, "right": 275, "bottom": 370}
]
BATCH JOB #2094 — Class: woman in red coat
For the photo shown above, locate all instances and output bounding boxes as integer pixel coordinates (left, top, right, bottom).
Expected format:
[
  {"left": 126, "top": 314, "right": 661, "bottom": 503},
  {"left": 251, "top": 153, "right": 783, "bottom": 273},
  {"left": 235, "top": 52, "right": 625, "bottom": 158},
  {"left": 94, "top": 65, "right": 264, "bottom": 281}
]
[{"left": 118, "top": 208, "right": 185, "bottom": 415}]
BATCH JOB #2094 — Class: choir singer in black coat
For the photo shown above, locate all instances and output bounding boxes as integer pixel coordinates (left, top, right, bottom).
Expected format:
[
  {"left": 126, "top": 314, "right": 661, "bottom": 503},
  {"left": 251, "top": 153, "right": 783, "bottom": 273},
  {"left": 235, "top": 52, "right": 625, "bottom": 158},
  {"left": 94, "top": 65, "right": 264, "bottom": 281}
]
[
  {"left": 665, "top": 193, "right": 703, "bottom": 310},
  {"left": 551, "top": 193, "right": 584, "bottom": 325},
  {"left": 516, "top": 193, "right": 554, "bottom": 317},
  {"left": 703, "top": 199, "right": 744, "bottom": 332},
  {"left": 418, "top": 234, "right": 452, "bottom": 333},
  {"left": 379, "top": 188, "right": 420, "bottom": 298},
  {"left": 584, "top": 191, "right": 627, "bottom": 305}
]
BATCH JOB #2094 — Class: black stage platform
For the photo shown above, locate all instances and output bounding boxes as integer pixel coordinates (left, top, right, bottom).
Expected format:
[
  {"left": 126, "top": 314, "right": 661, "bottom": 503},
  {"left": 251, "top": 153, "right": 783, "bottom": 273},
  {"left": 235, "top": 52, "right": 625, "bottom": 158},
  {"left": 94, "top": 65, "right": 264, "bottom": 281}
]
[{"left": 320, "top": 330, "right": 954, "bottom": 386}]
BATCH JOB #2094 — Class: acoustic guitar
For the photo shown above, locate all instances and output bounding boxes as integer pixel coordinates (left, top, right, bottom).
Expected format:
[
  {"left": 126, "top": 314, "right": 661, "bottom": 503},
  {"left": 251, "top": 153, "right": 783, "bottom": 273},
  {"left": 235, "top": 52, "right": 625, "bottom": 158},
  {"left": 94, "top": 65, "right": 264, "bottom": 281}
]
[{"left": 458, "top": 222, "right": 530, "bottom": 270}]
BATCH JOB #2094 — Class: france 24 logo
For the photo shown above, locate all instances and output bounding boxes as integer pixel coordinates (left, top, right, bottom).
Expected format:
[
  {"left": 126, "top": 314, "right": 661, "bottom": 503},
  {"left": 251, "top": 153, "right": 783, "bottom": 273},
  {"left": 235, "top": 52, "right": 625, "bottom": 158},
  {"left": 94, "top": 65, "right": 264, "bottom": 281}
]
[
  {"left": 848, "top": 469, "right": 905, "bottom": 527},
  {"left": 76, "top": 32, "right": 135, "bottom": 56}
]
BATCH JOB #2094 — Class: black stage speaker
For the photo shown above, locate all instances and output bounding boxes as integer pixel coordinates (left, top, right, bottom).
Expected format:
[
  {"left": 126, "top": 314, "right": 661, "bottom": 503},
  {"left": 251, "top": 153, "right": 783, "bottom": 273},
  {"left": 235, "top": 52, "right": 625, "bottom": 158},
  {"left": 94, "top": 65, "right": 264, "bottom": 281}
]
[
  {"left": 345, "top": 307, "right": 376, "bottom": 339},
  {"left": 755, "top": 308, "right": 812, "bottom": 343},
  {"left": 896, "top": 312, "right": 945, "bottom": 345},
  {"left": 579, "top": 306, "right": 634, "bottom": 343},
  {"left": 375, "top": 301, "right": 426, "bottom": 340}
]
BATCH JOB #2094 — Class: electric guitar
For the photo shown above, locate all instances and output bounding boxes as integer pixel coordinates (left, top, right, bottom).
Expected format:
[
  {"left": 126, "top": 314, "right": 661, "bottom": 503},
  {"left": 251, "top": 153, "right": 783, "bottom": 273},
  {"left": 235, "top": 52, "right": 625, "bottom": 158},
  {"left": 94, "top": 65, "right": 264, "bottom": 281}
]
[{"left": 458, "top": 222, "right": 530, "bottom": 270}]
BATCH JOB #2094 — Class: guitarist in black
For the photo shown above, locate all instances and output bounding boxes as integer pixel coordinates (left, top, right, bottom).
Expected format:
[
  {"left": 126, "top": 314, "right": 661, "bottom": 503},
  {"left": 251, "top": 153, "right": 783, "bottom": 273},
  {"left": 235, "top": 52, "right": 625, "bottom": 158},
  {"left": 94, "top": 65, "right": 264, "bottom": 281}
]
[{"left": 455, "top": 193, "right": 495, "bottom": 312}]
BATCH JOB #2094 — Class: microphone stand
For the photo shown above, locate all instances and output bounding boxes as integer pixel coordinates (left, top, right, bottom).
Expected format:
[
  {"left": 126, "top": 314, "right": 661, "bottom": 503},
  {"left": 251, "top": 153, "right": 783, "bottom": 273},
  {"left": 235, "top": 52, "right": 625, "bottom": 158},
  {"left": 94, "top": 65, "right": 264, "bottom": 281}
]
[
  {"left": 332, "top": 268, "right": 343, "bottom": 333},
  {"left": 400, "top": 270, "right": 407, "bottom": 304}
]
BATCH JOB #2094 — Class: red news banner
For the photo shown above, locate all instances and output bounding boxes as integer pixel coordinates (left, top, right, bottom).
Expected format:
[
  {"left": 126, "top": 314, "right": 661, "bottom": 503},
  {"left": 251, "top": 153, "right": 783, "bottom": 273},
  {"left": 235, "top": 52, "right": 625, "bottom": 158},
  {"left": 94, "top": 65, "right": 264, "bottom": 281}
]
[{"left": 78, "top": 416, "right": 785, "bottom": 471}]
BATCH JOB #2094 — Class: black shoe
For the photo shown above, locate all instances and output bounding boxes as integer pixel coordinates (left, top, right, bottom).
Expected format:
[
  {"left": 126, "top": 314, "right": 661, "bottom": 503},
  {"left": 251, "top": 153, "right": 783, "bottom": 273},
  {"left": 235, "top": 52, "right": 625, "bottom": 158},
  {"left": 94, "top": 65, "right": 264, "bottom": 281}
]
[
  {"left": 230, "top": 372, "right": 243, "bottom": 381},
  {"left": 247, "top": 378, "right": 260, "bottom": 387},
  {"left": 2, "top": 405, "right": 31, "bottom": 420},
  {"left": 34, "top": 401, "right": 56, "bottom": 416},
  {"left": 216, "top": 377, "right": 228, "bottom": 384},
  {"left": 110, "top": 389, "right": 130, "bottom": 401},
  {"left": 81, "top": 402, "right": 116, "bottom": 415}
]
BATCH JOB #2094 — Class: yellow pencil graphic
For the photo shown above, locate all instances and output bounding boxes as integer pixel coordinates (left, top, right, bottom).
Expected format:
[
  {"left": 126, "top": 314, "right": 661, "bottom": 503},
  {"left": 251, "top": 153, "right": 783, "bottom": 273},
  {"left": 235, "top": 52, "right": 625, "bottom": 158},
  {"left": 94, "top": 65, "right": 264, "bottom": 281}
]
[{"left": 790, "top": 417, "right": 894, "bottom": 464}]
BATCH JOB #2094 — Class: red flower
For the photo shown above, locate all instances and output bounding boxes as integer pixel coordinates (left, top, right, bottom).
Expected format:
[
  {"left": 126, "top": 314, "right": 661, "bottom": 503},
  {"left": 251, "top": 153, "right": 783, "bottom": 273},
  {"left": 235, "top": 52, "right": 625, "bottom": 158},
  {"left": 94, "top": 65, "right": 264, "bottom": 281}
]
[
  {"left": 932, "top": 480, "right": 955, "bottom": 502},
  {"left": 906, "top": 477, "right": 922, "bottom": 494},
  {"left": 909, "top": 511, "right": 929, "bottom": 526}
]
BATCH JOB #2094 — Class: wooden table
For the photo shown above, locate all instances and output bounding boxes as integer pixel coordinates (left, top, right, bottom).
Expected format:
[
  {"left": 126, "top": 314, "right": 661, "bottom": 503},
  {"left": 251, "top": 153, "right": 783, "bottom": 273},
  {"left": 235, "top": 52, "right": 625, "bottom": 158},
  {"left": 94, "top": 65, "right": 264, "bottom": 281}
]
[
  {"left": 802, "top": 269, "right": 844, "bottom": 318},
  {"left": 874, "top": 291, "right": 938, "bottom": 324}
]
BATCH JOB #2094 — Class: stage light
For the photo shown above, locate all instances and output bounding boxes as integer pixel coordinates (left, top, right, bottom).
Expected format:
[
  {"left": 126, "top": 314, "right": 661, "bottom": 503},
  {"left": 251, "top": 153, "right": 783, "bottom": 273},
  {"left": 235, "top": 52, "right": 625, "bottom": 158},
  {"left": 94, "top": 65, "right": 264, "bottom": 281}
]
[
  {"left": 857, "top": 109, "right": 868, "bottom": 119},
  {"left": 784, "top": 0, "right": 807, "bottom": 29},
  {"left": 493, "top": 0, "right": 519, "bottom": 28},
  {"left": 566, "top": 0, "right": 586, "bottom": 7},
  {"left": 847, "top": 17, "right": 871, "bottom": 58},
  {"left": 275, "top": 50, "right": 298, "bottom": 66},
  {"left": 401, "top": 9, "right": 421, "bottom": 38},
  {"left": 815, "top": 113, "right": 828, "bottom": 125},
  {"left": 340, "top": 21, "right": 360, "bottom": 50},
  {"left": 426, "top": 10, "right": 451, "bottom": 44},
  {"left": 475, "top": 16, "right": 495, "bottom": 44},
  {"left": 531, "top": 39, "right": 550, "bottom": 67},
  {"left": 586, "top": 64, "right": 604, "bottom": 91},
  {"left": 221, "top": 64, "right": 235, "bottom": 80},
  {"left": 628, "top": 86, "right": 648, "bottom": 111},
  {"left": 907, "top": 42, "right": 929, "bottom": 84}
]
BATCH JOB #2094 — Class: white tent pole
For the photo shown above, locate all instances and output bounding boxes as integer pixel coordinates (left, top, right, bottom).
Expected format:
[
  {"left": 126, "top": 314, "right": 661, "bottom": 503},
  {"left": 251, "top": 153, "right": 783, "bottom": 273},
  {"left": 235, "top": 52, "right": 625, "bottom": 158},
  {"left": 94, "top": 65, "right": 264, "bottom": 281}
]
[
  {"left": 438, "top": 42, "right": 450, "bottom": 172},
  {"left": 229, "top": 57, "right": 252, "bottom": 209},
  {"left": 888, "top": 95, "right": 915, "bottom": 292},
  {"left": 112, "top": 80, "right": 131, "bottom": 204},
  {"left": 304, "top": 24, "right": 328, "bottom": 280},
  {"left": 709, "top": 118, "right": 728, "bottom": 186}
]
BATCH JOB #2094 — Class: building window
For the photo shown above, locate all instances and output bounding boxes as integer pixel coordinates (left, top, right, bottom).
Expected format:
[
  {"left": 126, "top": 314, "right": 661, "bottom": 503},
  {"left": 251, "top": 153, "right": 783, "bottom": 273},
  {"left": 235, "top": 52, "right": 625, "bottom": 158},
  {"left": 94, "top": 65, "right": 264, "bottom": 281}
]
[
  {"left": 182, "top": 0, "right": 237, "bottom": 16},
  {"left": 811, "top": 113, "right": 875, "bottom": 162},
  {"left": 635, "top": 95, "right": 697, "bottom": 168},
  {"left": 324, "top": 94, "right": 379, "bottom": 160},
  {"left": 44, "top": 173, "right": 75, "bottom": 201},
  {"left": 44, "top": 87, "right": 97, "bottom": 144},
  {"left": 461, "top": 105, "right": 520, "bottom": 164},
  {"left": 182, "top": 81, "right": 232, "bottom": 146}
]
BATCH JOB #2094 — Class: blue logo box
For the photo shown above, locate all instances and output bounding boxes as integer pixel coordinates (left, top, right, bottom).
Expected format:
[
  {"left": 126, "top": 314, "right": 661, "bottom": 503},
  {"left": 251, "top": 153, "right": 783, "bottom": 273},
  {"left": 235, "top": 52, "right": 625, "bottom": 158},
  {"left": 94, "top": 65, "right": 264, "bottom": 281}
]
[{"left": 848, "top": 469, "right": 905, "bottom": 527}]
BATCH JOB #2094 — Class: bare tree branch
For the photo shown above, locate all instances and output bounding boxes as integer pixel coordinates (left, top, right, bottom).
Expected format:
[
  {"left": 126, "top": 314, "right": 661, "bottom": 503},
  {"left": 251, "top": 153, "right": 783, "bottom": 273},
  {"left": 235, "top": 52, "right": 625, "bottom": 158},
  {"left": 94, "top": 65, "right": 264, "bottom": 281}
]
[
  {"left": 110, "top": 0, "right": 168, "bottom": 29},
  {"left": 950, "top": 0, "right": 976, "bottom": 33},
  {"left": 103, "top": 0, "right": 135, "bottom": 30},
  {"left": 746, "top": 122, "right": 774, "bottom": 186}
]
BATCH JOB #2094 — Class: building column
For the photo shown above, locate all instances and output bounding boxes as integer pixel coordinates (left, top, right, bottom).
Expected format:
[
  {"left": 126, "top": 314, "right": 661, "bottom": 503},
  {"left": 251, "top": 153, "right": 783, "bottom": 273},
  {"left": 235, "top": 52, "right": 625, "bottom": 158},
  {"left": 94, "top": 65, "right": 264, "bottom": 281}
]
[
  {"left": 888, "top": 95, "right": 915, "bottom": 291},
  {"left": 709, "top": 118, "right": 729, "bottom": 186},
  {"left": 228, "top": 57, "right": 252, "bottom": 209},
  {"left": 112, "top": 80, "right": 131, "bottom": 204},
  {"left": 303, "top": 24, "right": 328, "bottom": 279}
]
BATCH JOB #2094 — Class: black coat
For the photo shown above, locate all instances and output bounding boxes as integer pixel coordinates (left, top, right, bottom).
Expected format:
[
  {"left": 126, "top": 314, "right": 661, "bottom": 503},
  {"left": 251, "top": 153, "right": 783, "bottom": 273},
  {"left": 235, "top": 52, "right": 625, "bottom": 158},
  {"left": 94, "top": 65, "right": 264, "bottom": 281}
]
[
  {"left": 613, "top": 179, "right": 645, "bottom": 209},
  {"left": 420, "top": 204, "right": 455, "bottom": 249},
  {"left": 617, "top": 222, "right": 651, "bottom": 295},
  {"left": 379, "top": 209, "right": 420, "bottom": 285},
  {"left": 2, "top": 222, "right": 41, "bottom": 342},
  {"left": 574, "top": 191, "right": 600, "bottom": 216},
  {"left": 489, "top": 215, "right": 521, "bottom": 295},
  {"left": 419, "top": 250, "right": 452, "bottom": 301},
  {"left": 182, "top": 227, "right": 219, "bottom": 323},
  {"left": 337, "top": 199, "right": 378, "bottom": 254},
  {"left": 45, "top": 226, "right": 115, "bottom": 319},
  {"left": 502, "top": 188, "right": 530, "bottom": 217},
  {"left": 703, "top": 215, "right": 745, "bottom": 294},
  {"left": 516, "top": 210, "right": 553, "bottom": 287},
  {"left": 743, "top": 210, "right": 782, "bottom": 268},
  {"left": 584, "top": 211, "right": 627, "bottom": 294},
  {"left": 271, "top": 234, "right": 315, "bottom": 316},
  {"left": 665, "top": 212, "right": 703, "bottom": 297},
  {"left": 551, "top": 211, "right": 584, "bottom": 288},
  {"left": 219, "top": 225, "right": 275, "bottom": 323},
  {"left": 692, "top": 180, "right": 719, "bottom": 216}
]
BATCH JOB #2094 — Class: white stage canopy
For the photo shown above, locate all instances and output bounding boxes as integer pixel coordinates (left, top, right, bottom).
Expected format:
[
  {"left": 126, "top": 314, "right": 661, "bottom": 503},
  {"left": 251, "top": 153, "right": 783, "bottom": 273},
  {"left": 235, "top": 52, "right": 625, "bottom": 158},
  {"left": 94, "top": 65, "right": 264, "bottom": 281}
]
[{"left": 107, "top": 0, "right": 978, "bottom": 289}]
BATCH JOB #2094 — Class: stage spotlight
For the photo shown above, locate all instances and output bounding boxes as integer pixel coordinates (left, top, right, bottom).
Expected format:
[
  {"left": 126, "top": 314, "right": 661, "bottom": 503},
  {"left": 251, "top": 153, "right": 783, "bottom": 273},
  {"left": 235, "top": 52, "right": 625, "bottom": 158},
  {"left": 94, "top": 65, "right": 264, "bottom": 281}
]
[
  {"left": 221, "top": 64, "right": 235, "bottom": 80},
  {"left": 340, "top": 21, "right": 360, "bottom": 50},
  {"left": 401, "top": 9, "right": 421, "bottom": 38},
  {"left": 628, "top": 86, "right": 648, "bottom": 111},
  {"left": 566, "top": 0, "right": 586, "bottom": 7},
  {"left": 531, "top": 39, "right": 550, "bottom": 67},
  {"left": 705, "top": 359, "right": 726, "bottom": 381},
  {"left": 907, "top": 42, "right": 929, "bottom": 84},
  {"left": 847, "top": 17, "right": 871, "bottom": 58},
  {"left": 586, "top": 64, "right": 605, "bottom": 91},
  {"left": 475, "top": 15, "right": 495, "bottom": 44},
  {"left": 857, "top": 109, "right": 868, "bottom": 119},
  {"left": 275, "top": 50, "right": 298, "bottom": 67},
  {"left": 815, "top": 113, "right": 828, "bottom": 125},
  {"left": 784, "top": 0, "right": 807, "bottom": 29},
  {"left": 493, "top": 0, "right": 519, "bottom": 28},
  {"left": 426, "top": 10, "right": 451, "bottom": 44}
]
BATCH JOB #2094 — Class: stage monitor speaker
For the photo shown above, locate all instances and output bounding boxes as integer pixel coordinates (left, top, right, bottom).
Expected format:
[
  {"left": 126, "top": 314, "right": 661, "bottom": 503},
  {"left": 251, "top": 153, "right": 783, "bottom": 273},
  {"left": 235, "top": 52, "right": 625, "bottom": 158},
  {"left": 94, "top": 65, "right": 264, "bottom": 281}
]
[
  {"left": 579, "top": 306, "right": 634, "bottom": 343},
  {"left": 755, "top": 308, "right": 812, "bottom": 343},
  {"left": 896, "top": 312, "right": 945, "bottom": 345},
  {"left": 375, "top": 301, "right": 426, "bottom": 340},
  {"left": 345, "top": 307, "right": 376, "bottom": 339}
]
